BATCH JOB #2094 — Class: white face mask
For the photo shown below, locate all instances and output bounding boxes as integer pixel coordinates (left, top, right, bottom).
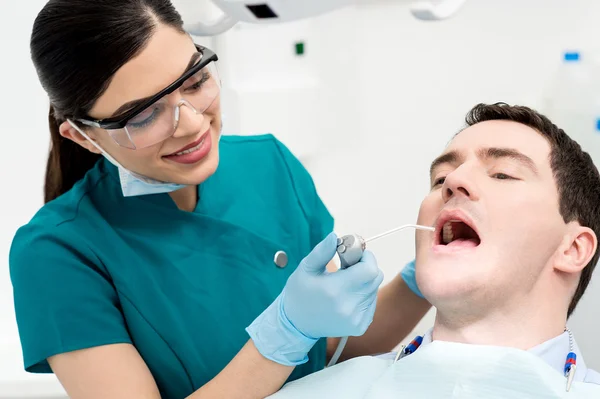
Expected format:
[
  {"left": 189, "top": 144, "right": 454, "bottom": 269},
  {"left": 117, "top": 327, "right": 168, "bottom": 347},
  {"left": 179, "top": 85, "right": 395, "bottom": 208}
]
[
  {"left": 67, "top": 119, "right": 186, "bottom": 197},
  {"left": 269, "top": 341, "right": 600, "bottom": 399}
]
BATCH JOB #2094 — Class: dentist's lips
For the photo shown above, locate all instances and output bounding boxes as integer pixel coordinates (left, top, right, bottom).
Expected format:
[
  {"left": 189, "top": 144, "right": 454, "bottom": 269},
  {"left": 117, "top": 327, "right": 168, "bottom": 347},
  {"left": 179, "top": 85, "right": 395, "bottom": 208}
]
[
  {"left": 432, "top": 209, "right": 481, "bottom": 253},
  {"left": 164, "top": 129, "right": 212, "bottom": 164}
]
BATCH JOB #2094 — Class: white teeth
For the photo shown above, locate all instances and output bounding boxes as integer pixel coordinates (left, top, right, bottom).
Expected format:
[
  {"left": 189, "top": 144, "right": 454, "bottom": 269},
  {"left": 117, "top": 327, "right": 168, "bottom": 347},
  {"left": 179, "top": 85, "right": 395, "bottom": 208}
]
[
  {"left": 174, "top": 138, "right": 205, "bottom": 156},
  {"left": 442, "top": 220, "right": 463, "bottom": 244},
  {"left": 442, "top": 222, "right": 454, "bottom": 244}
]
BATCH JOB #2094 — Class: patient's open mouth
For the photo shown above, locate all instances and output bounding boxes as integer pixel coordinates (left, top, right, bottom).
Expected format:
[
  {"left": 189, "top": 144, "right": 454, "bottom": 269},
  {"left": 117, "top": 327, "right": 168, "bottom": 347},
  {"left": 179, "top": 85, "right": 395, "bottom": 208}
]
[{"left": 440, "top": 220, "right": 481, "bottom": 247}]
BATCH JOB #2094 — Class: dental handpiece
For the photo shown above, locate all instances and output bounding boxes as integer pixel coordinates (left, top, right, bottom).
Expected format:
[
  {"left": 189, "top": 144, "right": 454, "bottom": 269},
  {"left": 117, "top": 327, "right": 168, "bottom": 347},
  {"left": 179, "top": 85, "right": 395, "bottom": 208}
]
[
  {"left": 336, "top": 224, "right": 435, "bottom": 269},
  {"left": 327, "top": 223, "right": 435, "bottom": 369}
]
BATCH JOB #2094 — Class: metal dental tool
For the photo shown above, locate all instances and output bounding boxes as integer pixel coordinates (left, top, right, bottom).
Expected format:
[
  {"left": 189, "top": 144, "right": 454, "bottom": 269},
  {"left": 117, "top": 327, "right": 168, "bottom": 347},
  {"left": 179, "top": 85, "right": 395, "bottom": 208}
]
[
  {"left": 327, "top": 224, "right": 435, "bottom": 368},
  {"left": 336, "top": 224, "right": 435, "bottom": 269}
]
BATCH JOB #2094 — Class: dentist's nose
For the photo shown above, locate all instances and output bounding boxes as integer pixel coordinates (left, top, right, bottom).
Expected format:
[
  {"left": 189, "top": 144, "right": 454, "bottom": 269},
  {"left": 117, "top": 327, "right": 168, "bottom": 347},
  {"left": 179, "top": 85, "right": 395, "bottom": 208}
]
[{"left": 172, "top": 99, "right": 204, "bottom": 138}]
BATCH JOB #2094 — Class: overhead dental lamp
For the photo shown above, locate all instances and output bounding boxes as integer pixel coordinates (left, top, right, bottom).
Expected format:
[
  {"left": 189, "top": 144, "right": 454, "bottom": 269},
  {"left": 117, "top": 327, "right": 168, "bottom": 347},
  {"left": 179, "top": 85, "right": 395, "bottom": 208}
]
[{"left": 180, "top": 0, "right": 469, "bottom": 36}]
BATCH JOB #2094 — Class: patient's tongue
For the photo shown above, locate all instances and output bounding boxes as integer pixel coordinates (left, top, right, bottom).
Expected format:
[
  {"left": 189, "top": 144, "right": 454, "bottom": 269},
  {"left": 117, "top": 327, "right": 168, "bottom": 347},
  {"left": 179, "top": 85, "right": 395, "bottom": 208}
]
[{"left": 447, "top": 238, "right": 478, "bottom": 248}]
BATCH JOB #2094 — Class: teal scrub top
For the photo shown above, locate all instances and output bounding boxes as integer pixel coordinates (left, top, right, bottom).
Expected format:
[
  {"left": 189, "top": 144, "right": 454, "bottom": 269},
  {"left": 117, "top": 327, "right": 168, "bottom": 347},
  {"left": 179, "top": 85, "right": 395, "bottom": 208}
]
[{"left": 10, "top": 134, "right": 334, "bottom": 399}]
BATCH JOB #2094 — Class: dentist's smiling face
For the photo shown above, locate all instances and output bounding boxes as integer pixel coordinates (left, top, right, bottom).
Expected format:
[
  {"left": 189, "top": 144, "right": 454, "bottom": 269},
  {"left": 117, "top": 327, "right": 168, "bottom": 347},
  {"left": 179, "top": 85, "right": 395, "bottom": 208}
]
[
  {"left": 62, "top": 24, "right": 222, "bottom": 185},
  {"left": 414, "top": 120, "right": 568, "bottom": 312}
]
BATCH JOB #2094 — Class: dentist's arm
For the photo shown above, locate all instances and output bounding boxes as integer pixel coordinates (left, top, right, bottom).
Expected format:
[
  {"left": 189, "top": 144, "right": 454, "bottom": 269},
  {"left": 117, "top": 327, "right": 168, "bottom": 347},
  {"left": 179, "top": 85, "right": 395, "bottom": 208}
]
[
  {"left": 49, "top": 233, "right": 383, "bottom": 399},
  {"left": 49, "top": 340, "right": 295, "bottom": 399}
]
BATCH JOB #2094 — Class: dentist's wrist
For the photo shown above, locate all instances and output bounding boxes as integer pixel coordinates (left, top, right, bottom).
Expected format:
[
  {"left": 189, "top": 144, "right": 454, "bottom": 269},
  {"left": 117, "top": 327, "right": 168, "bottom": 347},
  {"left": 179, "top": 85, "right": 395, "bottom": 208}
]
[
  {"left": 400, "top": 259, "right": 424, "bottom": 298},
  {"left": 246, "top": 293, "right": 318, "bottom": 366}
]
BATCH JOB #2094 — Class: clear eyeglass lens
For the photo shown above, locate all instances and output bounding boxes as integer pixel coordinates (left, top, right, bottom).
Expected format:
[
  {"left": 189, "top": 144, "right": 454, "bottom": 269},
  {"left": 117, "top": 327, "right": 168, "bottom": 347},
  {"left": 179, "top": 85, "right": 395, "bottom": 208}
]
[{"left": 107, "top": 62, "right": 221, "bottom": 150}]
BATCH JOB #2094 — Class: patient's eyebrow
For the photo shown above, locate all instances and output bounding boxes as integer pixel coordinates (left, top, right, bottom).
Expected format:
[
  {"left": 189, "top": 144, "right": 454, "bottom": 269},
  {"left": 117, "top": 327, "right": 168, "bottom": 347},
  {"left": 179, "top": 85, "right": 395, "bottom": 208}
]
[
  {"left": 479, "top": 147, "right": 538, "bottom": 175},
  {"left": 430, "top": 150, "right": 462, "bottom": 177}
]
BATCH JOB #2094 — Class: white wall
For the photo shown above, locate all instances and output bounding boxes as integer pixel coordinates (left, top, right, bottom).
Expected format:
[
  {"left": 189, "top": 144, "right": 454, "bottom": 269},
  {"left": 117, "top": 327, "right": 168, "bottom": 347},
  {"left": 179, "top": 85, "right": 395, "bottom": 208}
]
[
  {"left": 1, "top": 0, "right": 599, "bottom": 394},
  {"left": 209, "top": 0, "right": 600, "bottom": 367},
  {"left": 0, "top": 0, "right": 68, "bottom": 396},
  {"left": 306, "top": 0, "right": 600, "bottom": 365}
]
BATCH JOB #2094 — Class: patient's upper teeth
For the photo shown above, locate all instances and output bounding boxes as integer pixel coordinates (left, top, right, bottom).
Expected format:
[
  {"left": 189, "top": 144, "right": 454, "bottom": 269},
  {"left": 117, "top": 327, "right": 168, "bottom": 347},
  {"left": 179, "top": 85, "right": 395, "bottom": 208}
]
[{"left": 442, "top": 221, "right": 454, "bottom": 244}]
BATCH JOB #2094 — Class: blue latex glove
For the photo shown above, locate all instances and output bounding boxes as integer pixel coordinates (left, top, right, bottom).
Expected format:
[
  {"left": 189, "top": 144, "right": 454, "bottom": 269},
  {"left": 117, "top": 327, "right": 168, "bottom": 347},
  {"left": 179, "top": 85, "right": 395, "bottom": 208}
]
[
  {"left": 400, "top": 259, "right": 424, "bottom": 298},
  {"left": 246, "top": 232, "right": 384, "bottom": 366}
]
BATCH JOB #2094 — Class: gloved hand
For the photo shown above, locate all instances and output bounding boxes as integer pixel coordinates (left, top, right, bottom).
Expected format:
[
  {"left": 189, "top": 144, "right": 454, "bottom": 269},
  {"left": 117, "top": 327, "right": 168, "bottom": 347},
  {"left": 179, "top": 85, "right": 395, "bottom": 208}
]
[
  {"left": 246, "top": 232, "right": 384, "bottom": 366},
  {"left": 400, "top": 259, "right": 424, "bottom": 298}
]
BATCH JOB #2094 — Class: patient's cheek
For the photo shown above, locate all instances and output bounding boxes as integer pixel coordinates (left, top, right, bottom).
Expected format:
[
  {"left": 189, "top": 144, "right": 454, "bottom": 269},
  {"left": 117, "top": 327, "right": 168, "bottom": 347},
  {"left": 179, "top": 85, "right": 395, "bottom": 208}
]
[{"left": 417, "top": 197, "right": 433, "bottom": 223}]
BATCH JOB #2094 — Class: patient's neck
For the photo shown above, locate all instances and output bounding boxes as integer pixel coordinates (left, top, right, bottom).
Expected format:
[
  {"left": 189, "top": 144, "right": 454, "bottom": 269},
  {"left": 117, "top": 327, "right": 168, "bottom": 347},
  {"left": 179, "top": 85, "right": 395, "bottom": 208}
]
[{"left": 431, "top": 291, "right": 567, "bottom": 350}]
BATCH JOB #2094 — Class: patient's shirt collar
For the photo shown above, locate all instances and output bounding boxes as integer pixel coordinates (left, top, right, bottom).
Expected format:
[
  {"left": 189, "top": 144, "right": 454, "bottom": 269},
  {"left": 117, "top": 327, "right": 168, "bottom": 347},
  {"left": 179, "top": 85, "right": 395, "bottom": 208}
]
[{"left": 419, "top": 328, "right": 589, "bottom": 382}]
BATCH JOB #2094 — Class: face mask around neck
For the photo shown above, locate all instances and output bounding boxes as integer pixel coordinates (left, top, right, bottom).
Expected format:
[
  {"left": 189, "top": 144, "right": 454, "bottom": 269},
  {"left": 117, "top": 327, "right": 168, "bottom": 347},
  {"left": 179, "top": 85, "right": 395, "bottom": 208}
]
[{"left": 66, "top": 119, "right": 187, "bottom": 197}]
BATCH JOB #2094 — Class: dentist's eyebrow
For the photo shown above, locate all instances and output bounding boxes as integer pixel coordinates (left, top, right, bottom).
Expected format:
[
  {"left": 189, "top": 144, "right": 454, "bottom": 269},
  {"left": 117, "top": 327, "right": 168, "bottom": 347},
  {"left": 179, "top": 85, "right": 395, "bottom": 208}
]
[
  {"left": 479, "top": 147, "right": 539, "bottom": 175},
  {"left": 430, "top": 150, "right": 463, "bottom": 177},
  {"left": 110, "top": 52, "right": 202, "bottom": 118}
]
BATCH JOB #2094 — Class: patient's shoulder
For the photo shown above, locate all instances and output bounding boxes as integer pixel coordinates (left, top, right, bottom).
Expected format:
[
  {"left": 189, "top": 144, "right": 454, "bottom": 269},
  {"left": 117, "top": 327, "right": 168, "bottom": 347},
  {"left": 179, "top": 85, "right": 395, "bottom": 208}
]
[{"left": 584, "top": 368, "right": 600, "bottom": 385}]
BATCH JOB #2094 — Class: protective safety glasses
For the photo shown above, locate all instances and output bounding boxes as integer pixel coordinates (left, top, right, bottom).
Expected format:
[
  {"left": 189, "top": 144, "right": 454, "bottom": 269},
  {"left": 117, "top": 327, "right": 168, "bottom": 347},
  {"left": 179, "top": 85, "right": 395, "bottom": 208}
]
[{"left": 76, "top": 45, "right": 220, "bottom": 150}]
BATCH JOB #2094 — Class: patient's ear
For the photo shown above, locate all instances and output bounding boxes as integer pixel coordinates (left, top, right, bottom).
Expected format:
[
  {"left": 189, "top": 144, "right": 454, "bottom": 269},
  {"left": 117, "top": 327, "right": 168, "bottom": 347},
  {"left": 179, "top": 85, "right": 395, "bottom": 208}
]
[{"left": 555, "top": 224, "right": 597, "bottom": 274}]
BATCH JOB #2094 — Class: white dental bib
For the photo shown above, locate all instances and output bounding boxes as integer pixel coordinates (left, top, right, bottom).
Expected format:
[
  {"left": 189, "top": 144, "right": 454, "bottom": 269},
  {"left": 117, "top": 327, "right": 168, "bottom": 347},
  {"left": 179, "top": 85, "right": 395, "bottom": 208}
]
[{"left": 269, "top": 341, "right": 600, "bottom": 398}]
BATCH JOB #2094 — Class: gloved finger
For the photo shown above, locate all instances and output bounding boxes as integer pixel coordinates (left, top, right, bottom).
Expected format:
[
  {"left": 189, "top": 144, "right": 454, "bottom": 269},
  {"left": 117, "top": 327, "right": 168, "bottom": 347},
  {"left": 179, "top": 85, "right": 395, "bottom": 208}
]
[
  {"left": 342, "top": 250, "right": 382, "bottom": 287},
  {"left": 356, "top": 271, "right": 384, "bottom": 306},
  {"left": 353, "top": 296, "right": 379, "bottom": 336},
  {"left": 351, "top": 268, "right": 384, "bottom": 298},
  {"left": 299, "top": 232, "right": 338, "bottom": 275},
  {"left": 363, "top": 269, "right": 385, "bottom": 295}
]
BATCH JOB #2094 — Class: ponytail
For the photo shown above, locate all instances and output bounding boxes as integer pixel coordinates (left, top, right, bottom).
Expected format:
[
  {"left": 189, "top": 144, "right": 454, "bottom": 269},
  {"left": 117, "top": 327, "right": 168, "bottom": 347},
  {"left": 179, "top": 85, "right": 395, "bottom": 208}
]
[
  {"left": 33, "top": 0, "right": 186, "bottom": 203},
  {"left": 44, "top": 106, "right": 101, "bottom": 203}
]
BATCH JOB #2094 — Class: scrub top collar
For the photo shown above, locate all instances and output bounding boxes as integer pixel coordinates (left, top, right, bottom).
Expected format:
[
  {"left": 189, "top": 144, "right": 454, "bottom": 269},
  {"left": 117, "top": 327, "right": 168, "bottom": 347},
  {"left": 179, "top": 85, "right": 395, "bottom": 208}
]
[{"left": 420, "top": 328, "right": 590, "bottom": 383}]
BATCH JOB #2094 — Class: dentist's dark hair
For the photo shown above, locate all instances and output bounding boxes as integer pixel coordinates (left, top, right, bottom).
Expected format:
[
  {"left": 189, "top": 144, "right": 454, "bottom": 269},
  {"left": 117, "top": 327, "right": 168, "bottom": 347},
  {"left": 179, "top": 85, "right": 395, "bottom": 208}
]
[
  {"left": 31, "top": 0, "right": 185, "bottom": 203},
  {"left": 464, "top": 102, "right": 600, "bottom": 318}
]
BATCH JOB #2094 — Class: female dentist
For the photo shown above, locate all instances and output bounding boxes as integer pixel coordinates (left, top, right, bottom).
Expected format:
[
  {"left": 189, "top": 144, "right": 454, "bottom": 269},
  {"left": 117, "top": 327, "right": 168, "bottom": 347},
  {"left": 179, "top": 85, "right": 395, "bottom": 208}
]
[{"left": 9, "top": 0, "right": 430, "bottom": 398}]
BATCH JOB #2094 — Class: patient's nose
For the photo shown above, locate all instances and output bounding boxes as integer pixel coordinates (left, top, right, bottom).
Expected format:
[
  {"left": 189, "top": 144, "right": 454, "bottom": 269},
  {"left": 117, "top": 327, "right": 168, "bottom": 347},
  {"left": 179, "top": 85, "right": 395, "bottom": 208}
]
[{"left": 442, "top": 168, "right": 477, "bottom": 203}]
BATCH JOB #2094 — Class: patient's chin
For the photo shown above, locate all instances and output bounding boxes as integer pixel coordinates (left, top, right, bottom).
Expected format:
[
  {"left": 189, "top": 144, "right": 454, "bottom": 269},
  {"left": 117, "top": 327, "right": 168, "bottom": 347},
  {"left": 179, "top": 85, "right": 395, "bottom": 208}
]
[{"left": 418, "top": 264, "right": 485, "bottom": 304}]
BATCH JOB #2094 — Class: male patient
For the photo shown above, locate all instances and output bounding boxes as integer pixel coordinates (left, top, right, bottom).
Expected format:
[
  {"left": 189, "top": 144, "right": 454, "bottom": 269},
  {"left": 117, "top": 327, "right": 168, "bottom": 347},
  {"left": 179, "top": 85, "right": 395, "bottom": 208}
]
[{"left": 269, "top": 103, "right": 600, "bottom": 398}]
